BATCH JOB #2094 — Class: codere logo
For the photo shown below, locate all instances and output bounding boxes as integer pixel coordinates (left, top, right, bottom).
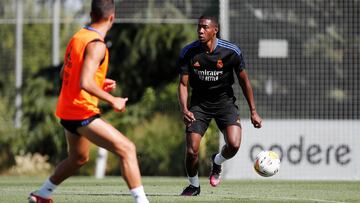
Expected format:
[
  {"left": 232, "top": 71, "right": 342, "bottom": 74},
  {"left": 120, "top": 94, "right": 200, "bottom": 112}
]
[{"left": 249, "top": 136, "right": 351, "bottom": 166}]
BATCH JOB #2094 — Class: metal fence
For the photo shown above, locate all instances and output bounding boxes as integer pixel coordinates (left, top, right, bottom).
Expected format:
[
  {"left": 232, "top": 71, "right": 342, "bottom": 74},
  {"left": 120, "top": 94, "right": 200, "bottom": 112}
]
[
  {"left": 229, "top": 0, "right": 359, "bottom": 120},
  {"left": 224, "top": 0, "right": 360, "bottom": 180},
  {"left": 1, "top": 0, "right": 358, "bottom": 121},
  {"left": 1, "top": 0, "right": 359, "bottom": 180}
]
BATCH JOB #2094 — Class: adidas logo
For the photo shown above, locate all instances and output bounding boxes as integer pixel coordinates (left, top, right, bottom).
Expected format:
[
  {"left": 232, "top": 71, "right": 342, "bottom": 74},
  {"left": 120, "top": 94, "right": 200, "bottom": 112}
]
[{"left": 193, "top": 61, "right": 200, "bottom": 68}]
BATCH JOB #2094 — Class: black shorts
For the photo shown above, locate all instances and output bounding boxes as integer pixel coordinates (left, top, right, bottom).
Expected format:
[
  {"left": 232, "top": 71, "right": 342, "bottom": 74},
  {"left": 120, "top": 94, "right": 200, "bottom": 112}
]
[
  {"left": 60, "top": 114, "right": 100, "bottom": 135},
  {"left": 186, "top": 98, "right": 241, "bottom": 135}
]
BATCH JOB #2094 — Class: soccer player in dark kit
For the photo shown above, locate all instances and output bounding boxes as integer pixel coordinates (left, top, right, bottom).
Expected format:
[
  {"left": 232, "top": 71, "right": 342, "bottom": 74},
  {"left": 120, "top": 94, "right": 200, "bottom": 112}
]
[{"left": 178, "top": 15, "right": 262, "bottom": 196}]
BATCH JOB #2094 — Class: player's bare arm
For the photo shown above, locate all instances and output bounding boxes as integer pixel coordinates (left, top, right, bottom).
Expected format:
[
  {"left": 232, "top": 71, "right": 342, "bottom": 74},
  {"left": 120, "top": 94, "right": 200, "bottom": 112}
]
[
  {"left": 178, "top": 74, "right": 195, "bottom": 126},
  {"left": 59, "top": 65, "right": 65, "bottom": 80},
  {"left": 237, "top": 70, "right": 262, "bottom": 128},
  {"left": 80, "top": 41, "right": 127, "bottom": 112}
]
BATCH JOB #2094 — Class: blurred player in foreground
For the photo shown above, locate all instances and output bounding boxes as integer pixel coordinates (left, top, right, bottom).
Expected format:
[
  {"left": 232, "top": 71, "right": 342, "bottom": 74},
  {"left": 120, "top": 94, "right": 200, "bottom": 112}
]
[
  {"left": 28, "top": 0, "right": 149, "bottom": 202},
  {"left": 178, "top": 15, "right": 262, "bottom": 196}
]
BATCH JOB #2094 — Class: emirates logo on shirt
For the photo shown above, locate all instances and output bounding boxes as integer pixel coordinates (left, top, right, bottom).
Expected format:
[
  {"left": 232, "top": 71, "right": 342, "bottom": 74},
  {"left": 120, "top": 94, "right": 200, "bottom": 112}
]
[
  {"left": 216, "top": 59, "right": 223, "bottom": 69},
  {"left": 193, "top": 61, "right": 201, "bottom": 69}
]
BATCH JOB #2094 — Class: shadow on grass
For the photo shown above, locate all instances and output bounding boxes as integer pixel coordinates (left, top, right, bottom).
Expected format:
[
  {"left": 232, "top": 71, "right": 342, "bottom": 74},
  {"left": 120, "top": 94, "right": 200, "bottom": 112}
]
[{"left": 59, "top": 193, "right": 179, "bottom": 197}]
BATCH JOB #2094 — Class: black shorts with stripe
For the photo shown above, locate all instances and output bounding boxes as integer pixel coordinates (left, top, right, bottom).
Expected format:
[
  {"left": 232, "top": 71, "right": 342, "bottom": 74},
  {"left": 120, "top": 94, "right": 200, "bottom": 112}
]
[
  {"left": 186, "top": 96, "right": 241, "bottom": 135},
  {"left": 60, "top": 114, "right": 100, "bottom": 135}
]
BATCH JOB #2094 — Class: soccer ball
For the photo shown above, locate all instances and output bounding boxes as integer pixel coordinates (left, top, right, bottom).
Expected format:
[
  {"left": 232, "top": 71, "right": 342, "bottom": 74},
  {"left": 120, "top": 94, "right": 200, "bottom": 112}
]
[{"left": 254, "top": 150, "right": 280, "bottom": 177}]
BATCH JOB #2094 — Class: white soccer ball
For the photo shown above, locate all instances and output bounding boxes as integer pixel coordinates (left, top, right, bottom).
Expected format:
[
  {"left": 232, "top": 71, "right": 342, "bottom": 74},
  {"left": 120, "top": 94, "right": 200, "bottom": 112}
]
[{"left": 254, "top": 150, "right": 280, "bottom": 177}]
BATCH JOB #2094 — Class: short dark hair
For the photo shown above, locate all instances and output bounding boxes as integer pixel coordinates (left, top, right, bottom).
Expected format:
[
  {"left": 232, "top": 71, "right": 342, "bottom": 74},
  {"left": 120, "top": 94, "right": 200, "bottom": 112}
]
[
  {"left": 199, "top": 15, "right": 219, "bottom": 28},
  {"left": 91, "top": 0, "right": 115, "bottom": 22}
]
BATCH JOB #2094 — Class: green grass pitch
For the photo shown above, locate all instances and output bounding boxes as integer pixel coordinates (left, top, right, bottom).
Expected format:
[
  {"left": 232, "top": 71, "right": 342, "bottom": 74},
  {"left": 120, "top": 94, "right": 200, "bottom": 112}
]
[{"left": 0, "top": 176, "right": 359, "bottom": 203}]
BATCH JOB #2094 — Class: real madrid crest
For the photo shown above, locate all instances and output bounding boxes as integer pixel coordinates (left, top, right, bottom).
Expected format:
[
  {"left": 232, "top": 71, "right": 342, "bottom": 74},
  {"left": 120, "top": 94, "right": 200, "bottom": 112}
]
[{"left": 216, "top": 59, "right": 223, "bottom": 69}]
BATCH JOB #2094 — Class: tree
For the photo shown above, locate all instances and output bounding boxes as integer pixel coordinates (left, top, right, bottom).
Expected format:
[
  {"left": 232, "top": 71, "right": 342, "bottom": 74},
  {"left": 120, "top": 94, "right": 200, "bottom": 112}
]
[
  {"left": 108, "top": 22, "right": 196, "bottom": 102},
  {"left": 235, "top": 0, "right": 359, "bottom": 119}
]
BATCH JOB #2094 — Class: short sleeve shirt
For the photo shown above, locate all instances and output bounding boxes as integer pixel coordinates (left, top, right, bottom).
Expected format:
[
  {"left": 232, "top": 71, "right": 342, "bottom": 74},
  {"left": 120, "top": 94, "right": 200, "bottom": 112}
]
[{"left": 179, "top": 38, "right": 245, "bottom": 99}]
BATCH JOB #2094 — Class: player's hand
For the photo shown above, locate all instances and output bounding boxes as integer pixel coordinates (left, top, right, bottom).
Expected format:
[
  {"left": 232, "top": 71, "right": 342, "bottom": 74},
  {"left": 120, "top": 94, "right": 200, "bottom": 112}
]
[
  {"left": 111, "top": 97, "right": 128, "bottom": 112},
  {"left": 251, "top": 110, "right": 262, "bottom": 128},
  {"left": 182, "top": 110, "right": 196, "bottom": 127},
  {"left": 103, "top": 78, "right": 116, "bottom": 92}
]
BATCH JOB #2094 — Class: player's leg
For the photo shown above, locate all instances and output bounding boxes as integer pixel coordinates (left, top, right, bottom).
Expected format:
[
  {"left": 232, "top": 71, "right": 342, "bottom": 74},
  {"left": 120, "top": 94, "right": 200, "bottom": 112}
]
[
  {"left": 209, "top": 101, "right": 242, "bottom": 187},
  {"left": 77, "top": 118, "right": 148, "bottom": 203},
  {"left": 219, "top": 125, "right": 242, "bottom": 159},
  {"left": 214, "top": 99, "right": 242, "bottom": 161},
  {"left": 51, "top": 131, "right": 91, "bottom": 184},
  {"left": 181, "top": 105, "right": 211, "bottom": 196},
  {"left": 180, "top": 132, "right": 202, "bottom": 196},
  {"left": 209, "top": 125, "right": 241, "bottom": 187},
  {"left": 29, "top": 130, "right": 90, "bottom": 203},
  {"left": 186, "top": 132, "right": 202, "bottom": 179}
]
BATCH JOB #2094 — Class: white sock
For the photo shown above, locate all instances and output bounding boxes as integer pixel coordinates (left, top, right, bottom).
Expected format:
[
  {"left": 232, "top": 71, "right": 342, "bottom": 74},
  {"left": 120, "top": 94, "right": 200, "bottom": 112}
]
[
  {"left": 214, "top": 153, "right": 227, "bottom": 165},
  {"left": 37, "top": 178, "right": 57, "bottom": 198},
  {"left": 188, "top": 173, "right": 200, "bottom": 187},
  {"left": 130, "top": 185, "right": 149, "bottom": 203}
]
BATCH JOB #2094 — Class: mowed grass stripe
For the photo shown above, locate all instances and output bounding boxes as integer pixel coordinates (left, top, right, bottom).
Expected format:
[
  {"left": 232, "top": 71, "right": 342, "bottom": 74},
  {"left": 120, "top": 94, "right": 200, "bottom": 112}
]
[{"left": 0, "top": 176, "right": 359, "bottom": 203}]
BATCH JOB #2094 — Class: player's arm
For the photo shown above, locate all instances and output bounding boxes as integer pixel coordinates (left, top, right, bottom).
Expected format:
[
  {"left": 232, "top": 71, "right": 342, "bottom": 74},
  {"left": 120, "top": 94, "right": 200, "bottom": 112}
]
[
  {"left": 237, "top": 70, "right": 256, "bottom": 112},
  {"left": 80, "top": 41, "right": 127, "bottom": 112},
  {"left": 178, "top": 74, "right": 195, "bottom": 126},
  {"left": 237, "top": 70, "right": 262, "bottom": 128},
  {"left": 178, "top": 74, "right": 189, "bottom": 112},
  {"left": 59, "top": 65, "right": 65, "bottom": 80}
]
